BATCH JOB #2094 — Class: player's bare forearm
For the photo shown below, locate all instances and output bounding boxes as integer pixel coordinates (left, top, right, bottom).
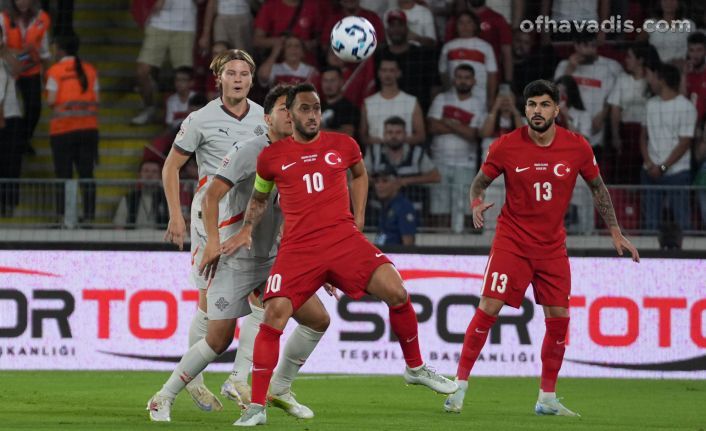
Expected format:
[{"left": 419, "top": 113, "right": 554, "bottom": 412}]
[
  {"left": 162, "top": 148, "right": 190, "bottom": 218},
  {"left": 587, "top": 175, "right": 619, "bottom": 230},
  {"left": 349, "top": 161, "right": 368, "bottom": 228},
  {"left": 242, "top": 190, "right": 270, "bottom": 232},
  {"left": 202, "top": 179, "right": 230, "bottom": 244},
  {"left": 469, "top": 171, "right": 493, "bottom": 202}
]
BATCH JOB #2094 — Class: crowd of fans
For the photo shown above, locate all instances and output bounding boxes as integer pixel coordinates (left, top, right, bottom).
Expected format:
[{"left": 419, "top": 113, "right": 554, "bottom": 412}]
[{"left": 1, "top": 0, "right": 706, "bottom": 243}]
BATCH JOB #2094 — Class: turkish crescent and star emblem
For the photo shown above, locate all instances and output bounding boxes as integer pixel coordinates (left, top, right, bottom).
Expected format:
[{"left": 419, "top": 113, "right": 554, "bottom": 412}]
[
  {"left": 324, "top": 151, "right": 343, "bottom": 167},
  {"left": 553, "top": 162, "right": 571, "bottom": 177}
]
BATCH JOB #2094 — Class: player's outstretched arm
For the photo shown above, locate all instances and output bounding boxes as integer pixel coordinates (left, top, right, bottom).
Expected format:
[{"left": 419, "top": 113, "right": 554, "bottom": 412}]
[
  {"left": 469, "top": 171, "right": 495, "bottom": 228},
  {"left": 162, "top": 147, "right": 192, "bottom": 250},
  {"left": 349, "top": 160, "right": 368, "bottom": 231},
  {"left": 587, "top": 176, "right": 640, "bottom": 262},
  {"left": 221, "top": 189, "right": 270, "bottom": 255},
  {"left": 198, "top": 178, "right": 232, "bottom": 280}
]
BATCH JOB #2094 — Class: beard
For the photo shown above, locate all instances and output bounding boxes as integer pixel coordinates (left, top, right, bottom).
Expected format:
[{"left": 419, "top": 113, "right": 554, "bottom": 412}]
[
  {"left": 386, "top": 141, "right": 404, "bottom": 150},
  {"left": 456, "top": 85, "right": 472, "bottom": 95},
  {"left": 528, "top": 115, "right": 554, "bottom": 133},
  {"left": 294, "top": 118, "right": 319, "bottom": 140}
]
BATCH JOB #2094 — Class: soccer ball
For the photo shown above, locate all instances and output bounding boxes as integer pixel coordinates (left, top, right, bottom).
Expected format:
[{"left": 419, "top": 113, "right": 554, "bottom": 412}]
[{"left": 330, "top": 16, "right": 377, "bottom": 63}]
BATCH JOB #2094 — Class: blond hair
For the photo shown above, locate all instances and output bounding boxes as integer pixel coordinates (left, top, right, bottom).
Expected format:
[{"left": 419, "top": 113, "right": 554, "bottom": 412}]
[{"left": 209, "top": 49, "right": 256, "bottom": 77}]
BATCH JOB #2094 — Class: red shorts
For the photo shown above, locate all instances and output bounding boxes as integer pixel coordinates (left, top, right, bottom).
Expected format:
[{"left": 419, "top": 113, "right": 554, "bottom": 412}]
[
  {"left": 264, "top": 231, "right": 392, "bottom": 310},
  {"left": 480, "top": 248, "right": 571, "bottom": 308}
]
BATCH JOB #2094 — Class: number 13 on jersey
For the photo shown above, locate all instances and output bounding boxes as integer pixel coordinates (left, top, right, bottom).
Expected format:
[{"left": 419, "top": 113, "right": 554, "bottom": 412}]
[{"left": 533, "top": 182, "right": 552, "bottom": 201}]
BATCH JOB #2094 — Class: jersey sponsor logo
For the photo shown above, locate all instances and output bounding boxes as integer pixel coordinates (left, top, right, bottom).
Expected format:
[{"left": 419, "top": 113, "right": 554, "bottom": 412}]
[
  {"left": 218, "top": 127, "right": 229, "bottom": 136},
  {"left": 301, "top": 154, "right": 318, "bottom": 163},
  {"left": 515, "top": 166, "right": 530, "bottom": 173},
  {"left": 324, "top": 151, "right": 343, "bottom": 167},
  {"left": 534, "top": 162, "right": 548, "bottom": 171},
  {"left": 375, "top": 253, "right": 384, "bottom": 257},
  {"left": 254, "top": 125, "right": 265, "bottom": 136},
  {"left": 553, "top": 163, "right": 571, "bottom": 177},
  {"left": 281, "top": 162, "right": 297, "bottom": 171}
]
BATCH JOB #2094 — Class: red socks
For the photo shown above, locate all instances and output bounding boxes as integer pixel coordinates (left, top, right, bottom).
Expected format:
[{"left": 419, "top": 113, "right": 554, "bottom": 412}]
[
  {"left": 541, "top": 317, "right": 569, "bottom": 392},
  {"left": 457, "top": 308, "right": 497, "bottom": 380},
  {"left": 389, "top": 297, "right": 423, "bottom": 368},
  {"left": 251, "top": 323, "right": 283, "bottom": 406}
]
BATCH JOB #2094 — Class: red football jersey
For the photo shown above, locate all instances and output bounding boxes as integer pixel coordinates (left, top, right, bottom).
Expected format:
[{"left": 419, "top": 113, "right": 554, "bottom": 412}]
[
  {"left": 481, "top": 126, "right": 600, "bottom": 258},
  {"left": 257, "top": 131, "right": 362, "bottom": 248}
]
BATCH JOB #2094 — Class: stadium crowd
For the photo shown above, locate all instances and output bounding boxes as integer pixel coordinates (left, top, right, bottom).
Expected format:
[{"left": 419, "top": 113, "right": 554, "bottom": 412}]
[{"left": 1, "top": 0, "right": 705, "bottom": 243}]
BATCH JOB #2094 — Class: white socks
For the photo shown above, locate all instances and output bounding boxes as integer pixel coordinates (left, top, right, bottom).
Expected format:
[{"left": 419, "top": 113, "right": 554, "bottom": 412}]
[
  {"left": 160, "top": 339, "right": 218, "bottom": 399},
  {"left": 270, "top": 324, "right": 325, "bottom": 396},
  {"left": 538, "top": 389, "right": 556, "bottom": 402},
  {"left": 185, "top": 308, "right": 208, "bottom": 389},
  {"left": 230, "top": 303, "right": 264, "bottom": 382}
]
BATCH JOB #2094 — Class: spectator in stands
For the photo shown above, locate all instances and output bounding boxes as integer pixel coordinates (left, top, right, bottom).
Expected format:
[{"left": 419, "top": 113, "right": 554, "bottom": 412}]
[
  {"left": 641, "top": 63, "right": 697, "bottom": 232},
  {"left": 361, "top": 57, "right": 426, "bottom": 146},
  {"left": 365, "top": 116, "right": 440, "bottom": 215},
  {"left": 144, "top": 70, "right": 199, "bottom": 163},
  {"left": 540, "top": 0, "right": 609, "bottom": 43},
  {"left": 439, "top": 11, "right": 498, "bottom": 108},
  {"left": 359, "top": 0, "right": 387, "bottom": 18},
  {"left": 253, "top": 0, "right": 329, "bottom": 56},
  {"left": 511, "top": 30, "right": 557, "bottom": 102},
  {"left": 445, "top": 0, "right": 512, "bottom": 83},
  {"left": 554, "top": 32, "right": 621, "bottom": 159},
  {"left": 377, "top": 9, "right": 439, "bottom": 112},
  {"left": 205, "top": 40, "right": 231, "bottom": 99},
  {"left": 320, "top": 66, "right": 359, "bottom": 137},
  {"left": 257, "top": 35, "right": 319, "bottom": 88},
  {"left": 608, "top": 43, "right": 660, "bottom": 185},
  {"left": 479, "top": 89, "right": 523, "bottom": 152},
  {"left": 46, "top": 33, "right": 99, "bottom": 224},
  {"left": 321, "top": 0, "right": 384, "bottom": 51},
  {"left": 0, "top": 25, "right": 22, "bottom": 217},
  {"left": 324, "top": 46, "right": 377, "bottom": 108},
  {"left": 384, "top": 1, "right": 436, "bottom": 47},
  {"left": 555, "top": 75, "right": 592, "bottom": 138},
  {"left": 373, "top": 165, "right": 417, "bottom": 246},
  {"left": 685, "top": 32, "right": 706, "bottom": 131},
  {"left": 468, "top": 0, "right": 525, "bottom": 30},
  {"left": 695, "top": 123, "right": 706, "bottom": 229},
  {"left": 132, "top": 0, "right": 206, "bottom": 125},
  {"left": 427, "top": 64, "right": 485, "bottom": 232},
  {"left": 1, "top": 0, "right": 51, "bottom": 155},
  {"left": 642, "top": 0, "right": 695, "bottom": 65},
  {"left": 199, "top": 0, "right": 253, "bottom": 55},
  {"left": 113, "top": 160, "right": 169, "bottom": 229}
]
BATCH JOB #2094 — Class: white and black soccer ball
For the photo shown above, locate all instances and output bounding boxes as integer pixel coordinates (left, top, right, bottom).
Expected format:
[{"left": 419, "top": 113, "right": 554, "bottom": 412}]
[{"left": 330, "top": 16, "right": 377, "bottom": 63}]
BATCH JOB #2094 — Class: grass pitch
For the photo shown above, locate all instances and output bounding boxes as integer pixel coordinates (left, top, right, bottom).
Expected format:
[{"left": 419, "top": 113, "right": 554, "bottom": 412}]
[{"left": 1, "top": 371, "right": 704, "bottom": 431}]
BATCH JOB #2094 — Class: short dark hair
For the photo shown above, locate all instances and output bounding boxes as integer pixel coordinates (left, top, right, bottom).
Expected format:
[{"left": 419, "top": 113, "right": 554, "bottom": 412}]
[
  {"left": 657, "top": 63, "right": 681, "bottom": 92},
  {"left": 285, "top": 82, "right": 318, "bottom": 109},
  {"left": 687, "top": 32, "right": 706, "bottom": 47},
  {"left": 454, "top": 63, "right": 475, "bottom": 76},
  {"left": 188, "top": 93, "right": 208, "bottom": 108},
  {"left": 263, "top": 84, "right": 292, "bottom": 114},
  {"left": 378, "top": 56, "right": 400, "bottom": 70},
  {"left": 629, "top": 42, "right": 662, "bottom": 71},
  {"left": 174, "top": 66, "right": 194, "bottom": 80},
  {"left": 321, "top": 65, "right": 344, "bottom": 76},
  {"left": 523, "top": 79, "right": 559, "bottom": 103},
  {"left": 384, "top": 116, "right": 406, "bottom": 128}
]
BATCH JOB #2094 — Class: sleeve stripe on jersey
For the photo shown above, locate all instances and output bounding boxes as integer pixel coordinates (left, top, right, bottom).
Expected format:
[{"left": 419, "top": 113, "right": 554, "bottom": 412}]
[
  {"left": 173, "top": 144, "right": 193, "bottom": 156},
  {"left": 214, "top": 174, "right": 235, "bottom": 188},
  {"left": 254, "top": 173, "right": 274, "bottom": 193}
]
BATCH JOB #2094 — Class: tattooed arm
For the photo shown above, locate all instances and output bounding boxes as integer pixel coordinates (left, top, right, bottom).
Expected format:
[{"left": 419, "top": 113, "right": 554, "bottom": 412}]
[
  {"left": 220, "top": 189, "right": 271, "bottom": 255},
  {"left": 469, "top": 171, "right": 495, "bottom": 228},
  {"left": 587, "top": 175, "right": 640, "bottom": 262}
]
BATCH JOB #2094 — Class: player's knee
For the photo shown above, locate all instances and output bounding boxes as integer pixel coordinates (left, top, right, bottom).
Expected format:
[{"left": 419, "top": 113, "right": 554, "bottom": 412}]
[
  {"left": 310, "top": 312, "right": 330, "bottom": 332},
  {"left": 205, "top": 333, "right": 233, "bottom": 354},
  {"left": 386, "top": 285, "right": 408, "bottom": 307},
  {"left": 263, "top": 300, "right": 293, "bottom": 329}
]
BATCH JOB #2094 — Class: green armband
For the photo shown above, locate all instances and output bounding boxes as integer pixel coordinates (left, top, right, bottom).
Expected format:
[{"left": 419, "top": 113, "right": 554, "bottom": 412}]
[{"left": 254, "top": 173, "right": 274, "bottom": 193}]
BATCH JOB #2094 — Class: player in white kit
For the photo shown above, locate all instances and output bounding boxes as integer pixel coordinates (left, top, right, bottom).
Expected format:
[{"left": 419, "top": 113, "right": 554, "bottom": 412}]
[{"left": 199, "top": 84, "right": 332, "bottom": 421}]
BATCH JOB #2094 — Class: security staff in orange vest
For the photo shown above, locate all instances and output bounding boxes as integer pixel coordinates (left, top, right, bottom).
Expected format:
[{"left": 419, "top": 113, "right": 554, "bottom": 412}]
[
  {"left": 0, "top": 0, "right": 51, "bottom": 154},
  {"left": 46, "top": 33, "right": 99, "bottom": 224}
]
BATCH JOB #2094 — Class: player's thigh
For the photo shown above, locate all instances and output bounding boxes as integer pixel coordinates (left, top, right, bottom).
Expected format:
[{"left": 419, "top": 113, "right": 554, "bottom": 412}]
[
  {"left": 205, "top": 317, "right": 237, "bottom": 353},
  {"left": 293, "top": 293, "right": 330, "bottom": 332},
  {"left": 137, "top": 25, "right": 169, "bottom": 68},
  {"left": 327, "top": 233, "right": 394, "bottom": 301},
  {"left": 169, "top": 30, "right": 195, "bottom": 68},
  {"left": 265, "top": 248, "right": 326, "bottom": 312},
  {"left": 531, "top": 256, "right": 571, "bottom": 308},
  {"left": 365, "top": 263, "right": 408, "bottom": 306},
  {"left": 481, "top": 249, "right": 533, "bottom": 309},
  {"left": 206, "top": 264, "right": 251, "bottom": 321}
]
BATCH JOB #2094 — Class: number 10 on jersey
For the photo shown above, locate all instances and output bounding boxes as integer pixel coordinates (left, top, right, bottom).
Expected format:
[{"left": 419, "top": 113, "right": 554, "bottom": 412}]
[{"left": 303, "top": 172, "right": 324, "bottom": 193}]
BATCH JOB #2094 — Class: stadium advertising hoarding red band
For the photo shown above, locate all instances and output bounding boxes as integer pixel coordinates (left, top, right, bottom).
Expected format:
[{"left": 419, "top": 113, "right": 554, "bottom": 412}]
[{"left": 1, "top": 251, "right": 704, "bottom": 378}]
